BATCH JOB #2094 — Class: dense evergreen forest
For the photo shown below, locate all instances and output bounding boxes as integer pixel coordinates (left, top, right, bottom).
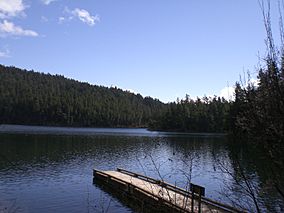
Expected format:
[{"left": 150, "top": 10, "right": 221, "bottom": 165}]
[
  {"left": 149, "top": 95, "right": 231, "bottom": 133},
  {"left": 230, "top": 33, "right": 284, "bottom": 201},
  {"left": 0, "top": 64, "right": 232, "bottom": 132},
  {"left": 0, "top": 65, "right": 165, "bottom": 127},
  {"left": 0, "top": 55, "right": 283, "bottom": 136}
]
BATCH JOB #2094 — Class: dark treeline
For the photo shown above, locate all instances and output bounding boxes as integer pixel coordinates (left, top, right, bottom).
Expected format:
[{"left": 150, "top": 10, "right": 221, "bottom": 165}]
[
  {"left": 232, "top": 61, "right": 284, "bottom": 145},
  {"left": 228, "top": 53, "right": 284, "bottom": 207},
  {"left": 230, "top": 41, "right": 284, "bottom": 202},
  {"left": 0, "top": 64, "right": 232, "bottom": 132},
  {"left": 1, "top": 59, "right": 283, "bottom": 137},
  {"left": 0, "top": 65, "right": 164, "bottom": 127},
  {"left": 229, "top": 3, "right": 284, "bottom": 206},
  {"left": 149, "top": 95, "right": 231, "bottom": 133}
]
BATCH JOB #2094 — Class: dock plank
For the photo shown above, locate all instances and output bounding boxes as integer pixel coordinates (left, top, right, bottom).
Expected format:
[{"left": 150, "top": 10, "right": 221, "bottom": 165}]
[{"left": 93, "top": 169, "right": 246, "bottom": 213}]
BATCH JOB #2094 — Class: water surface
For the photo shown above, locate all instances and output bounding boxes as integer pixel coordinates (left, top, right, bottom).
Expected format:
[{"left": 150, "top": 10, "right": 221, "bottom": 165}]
[{"left": 0, "top": 125, "right": 282, "bottom": 212}]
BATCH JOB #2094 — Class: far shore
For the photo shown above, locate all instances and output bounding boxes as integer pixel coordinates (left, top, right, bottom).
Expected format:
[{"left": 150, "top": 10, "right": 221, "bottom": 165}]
[{"left": 0, "top": 124, "right": 227, "bottom": 137}]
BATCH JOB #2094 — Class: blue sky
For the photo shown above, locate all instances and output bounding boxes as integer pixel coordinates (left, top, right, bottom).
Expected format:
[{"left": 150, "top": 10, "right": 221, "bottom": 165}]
[{"left": 0, "top": 0, "right": 280, "bottom": 102}]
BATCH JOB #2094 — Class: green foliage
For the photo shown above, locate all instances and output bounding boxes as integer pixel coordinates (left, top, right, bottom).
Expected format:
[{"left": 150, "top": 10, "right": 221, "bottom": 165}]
[
  {"left": 149, "top": 95, "right": 231, "bottom": 133},
  {"left": 0, "top": 65, "right": 165, "bottom": 127},
  {"left": 229, "top": 55, "right": 284, "bottom": 201},
  {"left": 232, "top": 56, "right": 284, "bottom": 166}
]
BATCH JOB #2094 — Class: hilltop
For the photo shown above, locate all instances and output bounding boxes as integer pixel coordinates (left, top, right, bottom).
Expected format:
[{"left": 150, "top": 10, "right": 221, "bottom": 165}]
[{"left": 0, "top": 65, "right": 164, "bottom": 127}]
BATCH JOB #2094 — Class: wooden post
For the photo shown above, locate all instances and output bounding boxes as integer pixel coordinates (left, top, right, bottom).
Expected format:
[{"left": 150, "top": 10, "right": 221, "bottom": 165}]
[
  {"left": 190, "top": 183, "right": 205, "bottom": 213},
  {"left": 191, "top": 190, "right": 194, "bottom": 213},
  {"left": 198, "top": 192, "right": 202, "bottom": 213}
]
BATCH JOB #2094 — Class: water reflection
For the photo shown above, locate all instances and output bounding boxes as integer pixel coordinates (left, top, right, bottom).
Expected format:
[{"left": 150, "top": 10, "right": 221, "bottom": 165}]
[
  {"left": 224, "top": 138, "right": 284, "bottom": 212},
  {"left": 0, "top": 129, "right": 283, "bottom": 212}
]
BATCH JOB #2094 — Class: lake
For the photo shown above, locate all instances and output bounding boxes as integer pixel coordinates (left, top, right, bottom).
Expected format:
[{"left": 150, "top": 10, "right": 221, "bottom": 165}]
[{"left": 0, "top": 125, "right": 283, "bottom": 212}]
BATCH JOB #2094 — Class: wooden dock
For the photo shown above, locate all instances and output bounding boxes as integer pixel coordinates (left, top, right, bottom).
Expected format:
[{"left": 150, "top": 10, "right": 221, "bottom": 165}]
[{"left": 93, "top": 168, "right": 246, "bottom": 213}]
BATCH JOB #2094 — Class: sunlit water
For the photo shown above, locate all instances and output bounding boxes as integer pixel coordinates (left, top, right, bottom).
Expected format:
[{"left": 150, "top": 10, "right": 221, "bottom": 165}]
[{"left": 0, "top": 125, "right": 283, "bottom": 212}]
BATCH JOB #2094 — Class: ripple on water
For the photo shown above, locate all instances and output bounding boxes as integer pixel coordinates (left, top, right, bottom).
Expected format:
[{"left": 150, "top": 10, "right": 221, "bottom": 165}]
[{"left": 0, "top": 129, "right": 283, "bottom": 212}]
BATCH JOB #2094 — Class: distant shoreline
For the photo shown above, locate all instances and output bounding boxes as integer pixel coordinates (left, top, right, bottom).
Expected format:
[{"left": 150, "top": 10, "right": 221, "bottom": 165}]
[{"left": 0, "top": 124, "right": 227, "bottom": 137}]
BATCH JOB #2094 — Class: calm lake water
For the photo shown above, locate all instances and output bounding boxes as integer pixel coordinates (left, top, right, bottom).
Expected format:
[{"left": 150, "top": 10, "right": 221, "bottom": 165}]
[{"left": 0, "top": 125, "right": 283, "bottom": 212}]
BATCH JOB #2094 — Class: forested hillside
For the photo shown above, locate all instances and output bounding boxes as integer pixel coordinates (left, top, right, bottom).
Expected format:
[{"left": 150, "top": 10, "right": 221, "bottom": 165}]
[
  {"left": 0, "top": 65, "right": 234, "bottom": 132},
  {"left": 0, "top": 65, "right": 164, "bottom": 127}
]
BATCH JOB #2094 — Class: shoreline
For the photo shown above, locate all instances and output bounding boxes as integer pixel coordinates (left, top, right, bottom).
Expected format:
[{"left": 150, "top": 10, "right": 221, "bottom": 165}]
[{"left": 0, "top": 124, "right": 227, "bottom": 137}]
